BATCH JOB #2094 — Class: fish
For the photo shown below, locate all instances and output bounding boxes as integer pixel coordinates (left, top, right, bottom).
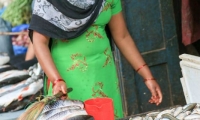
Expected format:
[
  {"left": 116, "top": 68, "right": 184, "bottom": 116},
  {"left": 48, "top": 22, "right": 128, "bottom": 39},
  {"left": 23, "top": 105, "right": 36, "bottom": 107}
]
[
  {"left": 0, "top": 76, "right": 39, "bottom": 97},
  {"left": 191, "top": 107, "right": 200, "bottom": 115},
  {"left": 38, "top": 106, "right": 83, "bottom": 120},
  {"left": 28, "top": 63, "right": 43, "bottom": 76},
  {"left": 0, "top": 65, "right": 15, "bottom": 73},
  {"left": 146, "top": 112, "right": 160, "bottom": 118},
  {"left": 182, "top": 103, "right": 197, "bottom": 112},
  {"left": 67, "top": 115, "right": 94, "bottom": 120},
  {"left": 156, "top": 109, "right": 175, "bottom": 119},
  {"left": 0, "top": 53, "right": 10, "bottom": 66},
  {"left": 0, "top": 91, "right": 42, "bottom": 113},
  {"left": 162, "top": 113, "right": 178, "bottom": 120},
  {"left": 147, "top": 117, "right": 154, "bottom": 120},
  {"left": 173, "top": 106, "right": 183, "bottom": 117},
  {"left": 176, "top": 111, "right": 191, "bottom": 119},
  {"left": 160, "top": 118, "right": 170, "bottom": 120},
  {"left": 46, "top": 109, "right": 88, "bottom": 120},
  {"left": 0, "top": 70, "right": 30, "bottom": 87},
  {"left": 184, "top": 114, "right": 200, "bottom": 119},
  {"left": 0, "top": 79, "right": 43, "bottom": 108},
  {"left": 129, "top": 116, "right": 143, "bottom": 120},
  {"left": 41, "top": 100, "right": 84, "bottom": 114}
]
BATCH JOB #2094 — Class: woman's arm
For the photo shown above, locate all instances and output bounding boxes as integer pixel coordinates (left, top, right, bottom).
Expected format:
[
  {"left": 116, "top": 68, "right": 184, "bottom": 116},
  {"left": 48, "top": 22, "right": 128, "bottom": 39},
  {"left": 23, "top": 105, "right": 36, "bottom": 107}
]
[
  {"left": 32, "top": 31, "right": 67, "bottom": 95},
  {"left": 25, "top": 39, "right": 35, "bottom": 61},
  {"left": 108, "top": 12, "right": 162, "bottom": 105}
]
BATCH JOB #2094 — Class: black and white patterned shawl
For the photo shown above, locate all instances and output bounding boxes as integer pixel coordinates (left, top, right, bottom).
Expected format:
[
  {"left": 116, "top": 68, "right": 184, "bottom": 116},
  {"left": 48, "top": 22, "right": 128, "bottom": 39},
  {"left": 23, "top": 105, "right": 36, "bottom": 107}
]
[{"left": 29, "top": 0, "right": 105, "bottom": 40}]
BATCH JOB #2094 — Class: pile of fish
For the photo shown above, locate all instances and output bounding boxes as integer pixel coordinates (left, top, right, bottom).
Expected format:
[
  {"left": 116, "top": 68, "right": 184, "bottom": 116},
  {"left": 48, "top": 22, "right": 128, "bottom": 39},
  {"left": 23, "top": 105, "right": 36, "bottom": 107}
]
[
  {"left": 37, "top": 100, "right": 94, "bottom": 120},
  {"left": 0, "top": 58, "right": 44, "bottom": 113},
  {"left": 129, "top": 103, "right": 200, "bottom": 120}
]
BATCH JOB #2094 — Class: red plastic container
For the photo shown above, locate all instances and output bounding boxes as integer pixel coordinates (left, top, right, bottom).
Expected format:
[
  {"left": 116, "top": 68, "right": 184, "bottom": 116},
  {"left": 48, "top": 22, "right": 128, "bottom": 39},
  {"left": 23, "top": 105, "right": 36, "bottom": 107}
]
[{"left": 84, "top": 98, "right": 114, "bottom": 120}]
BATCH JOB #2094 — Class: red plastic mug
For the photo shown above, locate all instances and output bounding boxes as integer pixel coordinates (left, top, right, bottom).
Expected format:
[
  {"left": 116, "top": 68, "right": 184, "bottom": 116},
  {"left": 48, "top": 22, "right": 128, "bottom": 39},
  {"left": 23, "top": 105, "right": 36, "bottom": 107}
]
[{"left": 84, "top": 98, "right": 114, "bottom": 120}]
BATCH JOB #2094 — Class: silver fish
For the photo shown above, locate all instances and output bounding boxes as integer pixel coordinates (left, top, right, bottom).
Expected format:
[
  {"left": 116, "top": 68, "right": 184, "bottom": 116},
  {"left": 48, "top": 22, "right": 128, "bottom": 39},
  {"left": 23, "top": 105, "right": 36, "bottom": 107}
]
[
  {"left": 0, "top": 65, "right": 15, "bottom": 73},
  {"left": 129, "top": 116, "right": 143, "bottom": 120},
  {"left": 176, "top": 111, "right": 191, "bottom": 119},
  {"left": 154, "top": 118, "right": 160, "bottom": 120},
  {"left": 146, "top": 112, "right": 159, "bottom": 118},
  {"left": 162, "top": 113, "right": 178, "bottom": 120},
  {"left": 0, "top": 70, "right": 30, "bottom": 87},
  {"left": 184, "top": 114, "right": 200, "bottom": 119},
  {"left": 0, "top": 91, "right": 41, "bottom": 113},
  {"left": 191, "top": 108, "right": 200, "bottom": 115},
  {"left": 156, "top": 109, "right": 175, "bottom": 119},
  {"left": 174, "top": 106, "right": 183, "bottom": 117},
  {"left": 28, "top": 63, "right": 43, "bottom": 76},
  {"left": 0, "top": 79, "right": 43, "bottom": 107},
  {"left": 38, "top": 106, "right": 83, "bottom": 120},
  {"left": 0, "top": 70, "right": 20, "bottom": 78},
  {"left": 67, "top": 115, "right": 94, "bottom": 120},
  {"left": 147, "top": 117, "right": 153, "bottom": 120},
  {"left": 46, "top": 109, "right": 88, "bottom": 120},
  {"left": 182, "top": 103, "right": 197, "bottom": 112},
  {"left": 0, "top": 77, "right": 38, "bottom": 97},
  {"left": 160, "top": 118, "right": 170, "bottom": 120},
  {"left": 145, "top": 112, "right": 159, "bottom": 120},
  {"left": 42, "top": 100, "right": 84, "bottom": 114}
]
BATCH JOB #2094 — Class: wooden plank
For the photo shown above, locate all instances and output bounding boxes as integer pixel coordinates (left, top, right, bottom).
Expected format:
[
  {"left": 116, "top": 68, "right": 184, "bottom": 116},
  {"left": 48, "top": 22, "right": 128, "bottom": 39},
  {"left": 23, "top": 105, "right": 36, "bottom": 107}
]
[
  {"left": 160, "top": 0, "right": 186, "bottom": 106},
  {"left": 142, "top": 49, "right": 167, "bottom": 66}
]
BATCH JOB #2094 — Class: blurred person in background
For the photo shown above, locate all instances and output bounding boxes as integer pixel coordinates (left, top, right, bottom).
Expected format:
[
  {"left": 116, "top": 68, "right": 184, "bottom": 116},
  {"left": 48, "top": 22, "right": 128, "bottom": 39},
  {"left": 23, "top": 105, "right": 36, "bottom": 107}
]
[{"left": 0, "top": 17, "right": 14, "bottom": 56}]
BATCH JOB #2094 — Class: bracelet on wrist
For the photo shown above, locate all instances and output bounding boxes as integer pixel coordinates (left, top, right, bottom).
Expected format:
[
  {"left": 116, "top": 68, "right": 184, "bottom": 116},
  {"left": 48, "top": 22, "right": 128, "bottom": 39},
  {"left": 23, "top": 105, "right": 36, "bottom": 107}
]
[
  {"left": 52, "top": 79, "right": 65, "bottom": 87},
  {"left": 143, "top": 78, "right": 156, "bottom": 82},
  {"left": 136, "top": 63, "right": 147, "bottom": 72}
]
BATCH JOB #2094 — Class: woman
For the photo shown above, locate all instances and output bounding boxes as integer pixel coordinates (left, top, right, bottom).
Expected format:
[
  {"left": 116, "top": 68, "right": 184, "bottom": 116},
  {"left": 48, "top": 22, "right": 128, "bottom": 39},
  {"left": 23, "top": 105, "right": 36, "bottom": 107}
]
[{"left": 30, "top": 0, "right": 162, "bottom": 118}]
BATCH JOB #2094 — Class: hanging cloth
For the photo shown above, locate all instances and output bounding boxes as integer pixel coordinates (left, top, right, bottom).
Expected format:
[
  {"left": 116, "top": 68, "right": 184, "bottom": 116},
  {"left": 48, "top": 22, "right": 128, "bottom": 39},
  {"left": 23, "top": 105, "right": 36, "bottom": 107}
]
[{"left": 182, "top": 0, "right": 200, "bottom": 46}]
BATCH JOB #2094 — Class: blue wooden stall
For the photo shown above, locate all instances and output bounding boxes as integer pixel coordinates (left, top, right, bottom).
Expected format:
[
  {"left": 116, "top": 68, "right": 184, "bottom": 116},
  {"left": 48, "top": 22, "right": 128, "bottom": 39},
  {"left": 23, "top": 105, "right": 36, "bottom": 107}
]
[{"left": 113, "top": 0, "right": 186, "bottom": 117}]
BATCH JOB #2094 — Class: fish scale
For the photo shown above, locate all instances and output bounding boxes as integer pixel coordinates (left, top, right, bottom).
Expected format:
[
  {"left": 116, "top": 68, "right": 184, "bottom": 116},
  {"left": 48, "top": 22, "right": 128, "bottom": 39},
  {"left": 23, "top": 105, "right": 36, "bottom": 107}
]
[
  {"left": 42, "top": 100, "right": 84, "bottom": 114},
  {"left": 46, "top": 109, "right": 88, "bottom": 120},
  {"left": 0, "top": 79, "right": 43, "bottom": 107},
  {"left": 0, "top": 70, "right": 30, "bottom": 87},
  {"left": 0, "top": 65, "right": 15, "bottom": 73},
  {"left": 0, "top": 91, "right": 41, "bottom": 113},
  {"left": 0, "top": 76, "right": 39, "bottom": 97},
  {"left": 38, "top": 106, "right": 83, "bottom": 120}
]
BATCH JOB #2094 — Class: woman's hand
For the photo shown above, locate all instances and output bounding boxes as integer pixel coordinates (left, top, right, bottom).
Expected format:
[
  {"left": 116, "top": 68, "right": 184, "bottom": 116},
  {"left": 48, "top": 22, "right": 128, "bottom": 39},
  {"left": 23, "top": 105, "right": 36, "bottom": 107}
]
[
  {"left": 145, "top": 80, "right": 162, "bottom": 106},
  {"left": 53, "top": 81, "right": 68, "bottom": 100}
]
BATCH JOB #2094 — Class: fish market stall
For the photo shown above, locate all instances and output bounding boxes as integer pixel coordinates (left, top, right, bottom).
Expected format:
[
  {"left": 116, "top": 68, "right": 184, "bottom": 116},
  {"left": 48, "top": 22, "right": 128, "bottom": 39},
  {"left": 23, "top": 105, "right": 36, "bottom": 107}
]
[
  {"left": 0, "top": 53, "right": 43, "bottom": 120},
  {"left": 119, "top": 103, "right": 200, "bottom": 120}
]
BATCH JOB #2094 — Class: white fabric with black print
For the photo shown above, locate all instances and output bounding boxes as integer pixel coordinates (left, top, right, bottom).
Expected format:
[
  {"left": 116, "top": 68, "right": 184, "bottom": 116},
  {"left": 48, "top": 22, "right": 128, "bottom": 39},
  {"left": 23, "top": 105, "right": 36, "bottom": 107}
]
[{"left": 32, "top": 0, "right": 105, "bottom": 32}]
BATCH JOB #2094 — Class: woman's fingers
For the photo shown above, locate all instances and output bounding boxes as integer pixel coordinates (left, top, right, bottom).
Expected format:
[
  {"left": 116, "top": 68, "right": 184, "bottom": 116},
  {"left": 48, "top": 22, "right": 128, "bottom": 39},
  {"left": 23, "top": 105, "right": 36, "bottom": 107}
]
[
  {"left": 149, "top": 96, "right": 159, "bottom": 104},
  {"left": 156, "top": 87, "right": 163, "bottom": 104},
  {"left": 53, "top": 87, "right": 60, "bottom": 95},
  {"left": 148, "top": 87, "right": 162, "bottom": 105},
  {"left": 61, "top": 85, "right": 67, "bottom": 94}
]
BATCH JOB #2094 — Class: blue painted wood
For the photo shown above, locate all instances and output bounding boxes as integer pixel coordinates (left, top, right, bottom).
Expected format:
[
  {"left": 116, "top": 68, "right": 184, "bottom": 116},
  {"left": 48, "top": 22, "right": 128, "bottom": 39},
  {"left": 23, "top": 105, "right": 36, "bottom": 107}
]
[{"left": 115, "top": 0, "right": 186, "bottom": 116}]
